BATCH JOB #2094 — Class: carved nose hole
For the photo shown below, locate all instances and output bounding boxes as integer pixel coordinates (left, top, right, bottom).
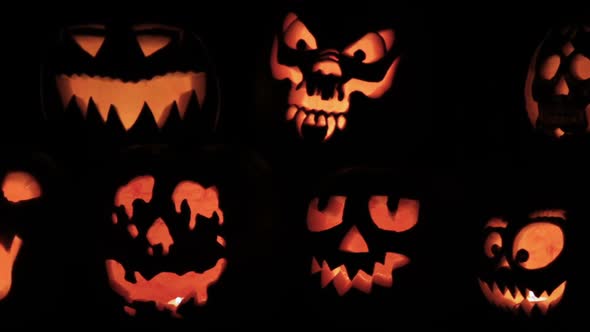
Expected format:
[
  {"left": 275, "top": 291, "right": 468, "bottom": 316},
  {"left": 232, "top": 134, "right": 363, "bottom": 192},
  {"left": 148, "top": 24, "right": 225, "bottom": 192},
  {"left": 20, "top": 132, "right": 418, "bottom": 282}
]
[{"left": 339, "top": 225, "right": 369, "bottom": 253}]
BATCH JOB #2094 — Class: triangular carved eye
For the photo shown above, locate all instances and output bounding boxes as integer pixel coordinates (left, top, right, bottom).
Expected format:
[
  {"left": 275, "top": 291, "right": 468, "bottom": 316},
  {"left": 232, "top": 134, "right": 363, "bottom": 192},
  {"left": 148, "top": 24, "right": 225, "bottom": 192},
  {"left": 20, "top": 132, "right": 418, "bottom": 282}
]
[
  {"left": 133, "top": 24, "right": 179, "bottom": 57},
  {"left": 136, "top": 34, "right": 172, "bottom": 57},
  {"left": 69, "top": 24, "right": 106, "bottom": 58}
]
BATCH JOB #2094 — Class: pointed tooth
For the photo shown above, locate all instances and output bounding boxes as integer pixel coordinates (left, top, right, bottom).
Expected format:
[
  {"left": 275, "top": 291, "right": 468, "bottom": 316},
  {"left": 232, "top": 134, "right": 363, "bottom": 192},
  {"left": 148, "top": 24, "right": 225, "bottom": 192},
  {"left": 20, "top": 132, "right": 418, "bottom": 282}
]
[
  {"left": 176, "top": 90, "right": 194, "bottom": 119},
  {"left": 521, "top": 300, "right": 534, "bottom": 316},
  {"left": 317, "top": 114, "right": 327, "bottom": 127},
  {"left": 311, "top": 257, "right": 321, "bottom": 274},
  {"left": 332, "top": 266, "right": 352, "bottom": 296},
  {"left": 320, "top": 260, "right": 337, "bottom": 288},
  {"left": 134, "top": 271, "right": 146, "bottom": 283},
  {"left": 492, "top": 282, "right": 503, "bottom": 298},
  {"left": 513, "top": 288, "right": 524, "bottom": 304},
  {"left": 155, "top": 102, "right": 173, "bottom": 128},
  {"left": 540, "top": 290, "right": 549, "bottom": 299},
  {"left": 304, "top": 113, "right": 316, "bottom": 126},
  {"left": 286, "top": 106, "right": 298, "bottom": 120},
  {"left": 537, "top": 301, "right": 549, "bottom": 315},
  {"left": 324, "top": 116, "right": 336, "bottom": 141},
  {"left": 351, "top": 270, "right": 372, "bottom": 294},
  {"left": 295, "top": 110, "right": 306, "bottom": 138},
  {"left": 336, "top": 115, "right": 346, "bottom": 130}
]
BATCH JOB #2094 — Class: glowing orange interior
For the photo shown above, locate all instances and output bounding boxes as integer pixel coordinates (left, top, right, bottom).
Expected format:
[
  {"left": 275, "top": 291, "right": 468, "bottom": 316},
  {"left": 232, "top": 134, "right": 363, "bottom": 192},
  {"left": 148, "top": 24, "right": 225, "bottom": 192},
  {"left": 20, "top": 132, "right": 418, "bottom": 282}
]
[{"left": 1, "top": 171, "right": 42, "bottom": 203}]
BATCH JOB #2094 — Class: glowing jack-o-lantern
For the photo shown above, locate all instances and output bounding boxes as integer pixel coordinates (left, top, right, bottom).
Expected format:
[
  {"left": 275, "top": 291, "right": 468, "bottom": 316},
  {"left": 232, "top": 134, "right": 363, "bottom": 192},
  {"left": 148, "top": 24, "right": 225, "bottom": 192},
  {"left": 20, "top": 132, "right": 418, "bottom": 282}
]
[
  {"left": 478, "top": 209, "right": 569, "bottom": 317},
  {"left": 303, "top": 167, "right": 421, "bottom": 298},
  {"left": 270, "top": 6, "right": 403, "bottom": 142},
  {"left": 524, "top": 23, "right": 589, "bottom": 138},
  {"left": 94, "top": 144, "right": 272, "bottom": 322},
  {"left": 106, "top": 173, "right": 226, "bottom": 319},
  {"left": 0, "top": 171, "right": 41, "bottom": 301},
  {"left": 42, "top": 18, "right": 219, "bottom": 147}
]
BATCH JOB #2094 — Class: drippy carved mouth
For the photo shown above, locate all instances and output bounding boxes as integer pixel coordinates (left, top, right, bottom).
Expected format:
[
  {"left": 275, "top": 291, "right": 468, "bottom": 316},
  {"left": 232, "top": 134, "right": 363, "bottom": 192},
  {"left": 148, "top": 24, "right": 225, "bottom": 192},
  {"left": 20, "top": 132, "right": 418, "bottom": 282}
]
[
  {"left": 286, "top": 105, "right": 347, "bottom": 141},
  {"left": 105, "top": 258, "right": 227, "bottom": 318},
  {"left": 311, "top": 252, "right": 409, "bottom": 296},
  {"left": 56, "top": 71, "right": 206, "bottom": 131},
  {"left": 478, "top": 279, "right": 567, "bottom": 316}
]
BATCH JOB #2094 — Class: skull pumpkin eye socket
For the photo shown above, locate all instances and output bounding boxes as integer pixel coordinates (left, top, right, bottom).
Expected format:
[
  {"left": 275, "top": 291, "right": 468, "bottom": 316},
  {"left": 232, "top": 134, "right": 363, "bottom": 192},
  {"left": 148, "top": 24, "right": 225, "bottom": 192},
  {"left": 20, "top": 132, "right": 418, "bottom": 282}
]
[
  {"left": 68, "top": 24, "right": 106, "bottom": 58},
  {"left": 513, "top": 222, "right": 564, "bottom": 270},
  {"left": 283, "top": 18, "right": 317, "bottom": 51},
  {"left": 571, "top": 54, "right": 590, "bottom": 80},
  {"left": 539, "top": 55, "right": 561, "bottom": 80},
  {"left": 306, "top": 196, "right": 345, "bottom": 232},
  {"left": 343, "top": 29, "right": 394, "bottom": 64},
  {"left": 483, "top": 232, "right": 503, "bottom": 259}
]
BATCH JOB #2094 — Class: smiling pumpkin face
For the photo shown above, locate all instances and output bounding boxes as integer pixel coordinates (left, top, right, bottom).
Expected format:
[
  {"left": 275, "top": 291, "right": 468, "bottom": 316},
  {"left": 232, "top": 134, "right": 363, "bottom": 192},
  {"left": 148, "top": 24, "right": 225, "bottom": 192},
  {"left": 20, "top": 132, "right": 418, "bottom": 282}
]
[
  {"left": 478, "top": 209, "right": 568, "bottom": 317},
  {"left": 43, "top": 18, "right": 219, "bottom": 146}
]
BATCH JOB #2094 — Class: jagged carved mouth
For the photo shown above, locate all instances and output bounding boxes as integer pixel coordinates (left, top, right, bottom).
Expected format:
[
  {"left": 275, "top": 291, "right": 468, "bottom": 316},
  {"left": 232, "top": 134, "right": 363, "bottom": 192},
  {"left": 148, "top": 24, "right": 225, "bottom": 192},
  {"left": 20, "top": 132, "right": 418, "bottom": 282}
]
[
  {"left": 55, "top": 71, "right": 206, "bottom": 131},
  {"left": 286, "top": 105, "right": 347, "bottom": 141},
  {"left": 311, "top": 252, "right": 409, "bottom": 296},
  {"left": 478, "top": 279, "right": 567, "bottom": 316},
  {"left": 105, "top": 257, "right": 227, "bottom": 318}
]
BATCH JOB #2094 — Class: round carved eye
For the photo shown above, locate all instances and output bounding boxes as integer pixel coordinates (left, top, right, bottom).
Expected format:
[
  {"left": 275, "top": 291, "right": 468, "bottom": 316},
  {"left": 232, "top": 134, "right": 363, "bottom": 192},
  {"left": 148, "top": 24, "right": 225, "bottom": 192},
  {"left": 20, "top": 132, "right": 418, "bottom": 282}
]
[
  {"left": 343, "top": 30, "right": 394, "bottom": 64},
  {"left": 283, "top": 18, "right": 317, "bottom": 51},
  {"left": 513, "top": 222, "right": 564, "bottom": 270},
  {"left": 571, "top": 54, "right": 590, "bottom": 80},
  {"left": 483, "top": 232, "right": 502, "bottom": 259},
  {"left": 539, "top": 55, "right": 561, "bottom": 80}
]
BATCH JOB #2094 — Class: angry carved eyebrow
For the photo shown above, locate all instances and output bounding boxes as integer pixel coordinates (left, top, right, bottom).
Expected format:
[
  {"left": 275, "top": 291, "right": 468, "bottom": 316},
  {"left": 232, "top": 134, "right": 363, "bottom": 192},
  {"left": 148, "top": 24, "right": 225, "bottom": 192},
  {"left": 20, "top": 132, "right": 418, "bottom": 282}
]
[
  {"left": 484, "top": 217, "right": 508, "bottom": 229},
  {"left": 528, "top": 209, "right": 567, "bottom": 220}
]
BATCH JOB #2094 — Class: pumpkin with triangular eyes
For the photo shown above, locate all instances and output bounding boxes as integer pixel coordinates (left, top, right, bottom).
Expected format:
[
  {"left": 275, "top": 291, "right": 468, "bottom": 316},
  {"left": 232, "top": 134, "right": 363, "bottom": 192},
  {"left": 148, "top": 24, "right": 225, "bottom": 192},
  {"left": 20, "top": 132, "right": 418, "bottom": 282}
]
[
  {"left": 524, "top": 23, "right": 589, "bottom": 139},
  {"left": 41, "top": 16, "right": 220, "bottom": 151}
]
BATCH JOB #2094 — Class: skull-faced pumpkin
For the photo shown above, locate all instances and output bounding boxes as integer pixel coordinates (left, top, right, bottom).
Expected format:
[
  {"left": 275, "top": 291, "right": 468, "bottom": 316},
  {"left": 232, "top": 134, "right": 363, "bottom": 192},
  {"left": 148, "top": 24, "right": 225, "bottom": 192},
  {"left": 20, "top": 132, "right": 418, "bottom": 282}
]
[
  {"left": 42, "top": 16, "right": 219, "bottom": 148},
  {"left": 524, "top": 23, "right": 590, "bottom": 138},
  {"left": 270, "top": 5, "right": 403, "bottom": 143}
]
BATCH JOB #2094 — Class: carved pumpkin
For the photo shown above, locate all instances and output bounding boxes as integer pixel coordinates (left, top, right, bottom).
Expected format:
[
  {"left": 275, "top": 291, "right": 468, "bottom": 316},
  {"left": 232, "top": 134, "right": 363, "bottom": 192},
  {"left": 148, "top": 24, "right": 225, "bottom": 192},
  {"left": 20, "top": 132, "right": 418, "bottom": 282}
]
[
  {"left": 90, "top": 144, "right": 273, "bottom": 324},
  {"left": 524, "top": 23, "right": 589, "bottom": 139},
  {"left": 478, "top": 210, "right": 568, "bottom": 316},
  {"left": 288, "top": 166, "right": 428, "bottom": 327},
  {"left": 0, "top": 149, "right": 68, "bottom": 323},
  {"left": 265, "top": 1, "right": 411, "bottom": 146},
  {"left": 466, "top": 166, "right": 582, "bottom": 330},
  {"left": 0, "top": 170, "right": 41, "bottom": 301},
  {"left": 41, "top": 16, "right": 220, "bottom": 150}
]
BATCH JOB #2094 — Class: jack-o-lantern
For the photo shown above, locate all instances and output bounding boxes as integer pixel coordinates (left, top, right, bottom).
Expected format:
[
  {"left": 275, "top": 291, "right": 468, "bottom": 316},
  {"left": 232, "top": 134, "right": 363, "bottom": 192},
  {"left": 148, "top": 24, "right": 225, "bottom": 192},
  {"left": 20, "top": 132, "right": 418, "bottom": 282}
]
[
  {"left": 478, "top": 210, "right": 569, "bottom": 317},
  {"left": 268, "top": 2, "right": 406, "bottom": 144},
  {"left": 91, "top": 144, "right": 273, "bottom": 325},
  {"left": 41, "top": 15, "right": 220, "bottom": 150},
  {"left": 0, "top": 170, "right": 41, "bottom": 301},
  {"left": 466, "top": 166, "right": 583, "bottom": 330},
  {"left": 0, "top": 149, "right": 69, "bottom": 324},
  {"left": 524, "top": 23, "right": 589, "bottom": 139},
  {"left": 291, "top": 167, "right": 427, "bottom": 327}
]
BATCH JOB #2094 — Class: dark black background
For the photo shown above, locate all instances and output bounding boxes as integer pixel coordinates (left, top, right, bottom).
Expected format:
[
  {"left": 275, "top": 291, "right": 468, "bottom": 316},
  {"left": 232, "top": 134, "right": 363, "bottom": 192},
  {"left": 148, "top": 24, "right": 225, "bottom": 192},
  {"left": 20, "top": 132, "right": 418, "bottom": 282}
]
[{"left": 0, "top": 1, "right": 588, "bottom": 330}]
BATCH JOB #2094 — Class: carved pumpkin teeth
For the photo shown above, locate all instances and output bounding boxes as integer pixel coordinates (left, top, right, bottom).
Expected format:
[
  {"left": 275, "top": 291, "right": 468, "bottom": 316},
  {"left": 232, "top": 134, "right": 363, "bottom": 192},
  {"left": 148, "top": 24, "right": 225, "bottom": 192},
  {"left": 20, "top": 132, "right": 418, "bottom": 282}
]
[
  {"left": 478, "top": 279, "right": 567, "bottom": 316},
  {"left": 313, "top": 252, "right": 409, "bottom": 296},
  {"left": 56, "top": 72, "right": 206, "bottom": 130}
]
